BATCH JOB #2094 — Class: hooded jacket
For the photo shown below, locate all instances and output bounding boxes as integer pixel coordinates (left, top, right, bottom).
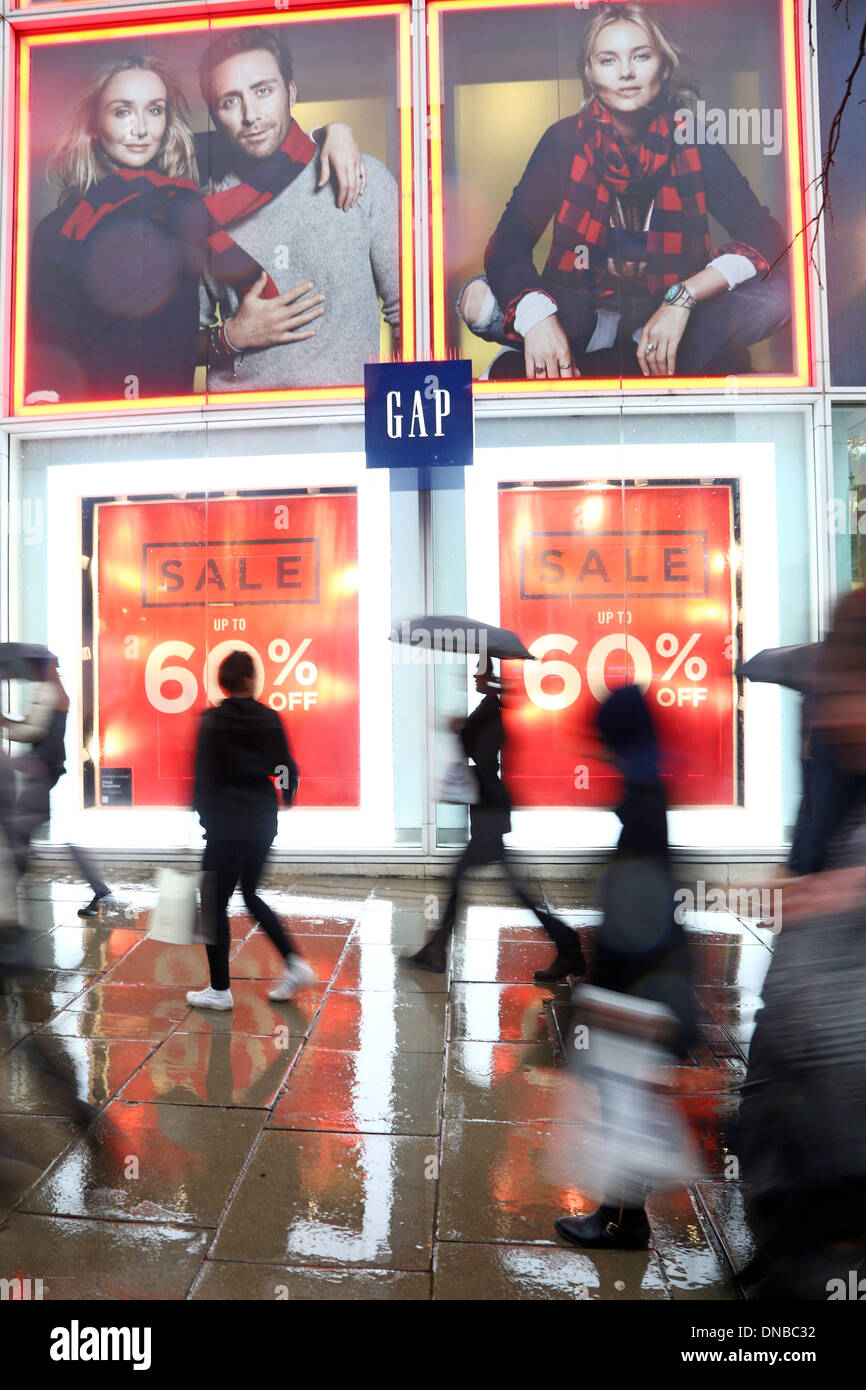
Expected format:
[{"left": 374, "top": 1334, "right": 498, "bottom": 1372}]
[{"left": 193, "top": 696, "right": 298, "bottom": 841}]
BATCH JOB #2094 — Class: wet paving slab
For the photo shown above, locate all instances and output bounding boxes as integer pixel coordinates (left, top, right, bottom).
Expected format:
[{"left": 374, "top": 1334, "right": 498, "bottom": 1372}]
[
  {"left": 191, "top": 1261, "right": 432, "bottom": 1300},
  {"left": 21, "top": 1102, "right": 265, "bottom": 1226},
  {"left": 229, "top": 932, "right": 346, "bottom": 981},
  {"left": 449, "top": 982, "right": 563, "bottom": 1042},
  {"left": 211, "top": 1130, "right": 437, "bottom": 1270},
  {"left": 268, "top": 1046, "right": 443, "bottom": 1135},
  {"left": 0, "top": 1213, "right": 211, "bottom": 1299},
  {"left": 432, "top": 1241, "right": 670, "bottom": 1300},
  {"left": 176, "top": 980, "right": 327, "bottom": 1037},
  {"left": 0, "top": 1036, "right": 156, "bottom": 1114},
  {"left": 120, "top": 1032, "right": 304, "bottom": 1108},
  {"left": 0, "top": 870, "right": 771, "bottom": 1300}
]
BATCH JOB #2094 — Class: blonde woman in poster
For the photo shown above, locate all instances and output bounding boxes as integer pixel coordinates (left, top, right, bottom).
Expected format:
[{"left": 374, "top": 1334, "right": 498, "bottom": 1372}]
[
  {"left": 457, "top": 2, "right": 790, "bottom": 381},
  {"left": 26, "top": 48, "right": 364, "bottom": 404}
]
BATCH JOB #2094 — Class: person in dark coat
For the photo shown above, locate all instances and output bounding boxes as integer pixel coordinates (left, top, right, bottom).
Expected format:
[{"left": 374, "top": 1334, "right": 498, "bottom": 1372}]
[
  {"left": 555, "top": 682, "right": 697, "bottom": 1250},
  {"left": 0, "top": 655, "right": 112, "bottom": 915},
  {"left": 402, "top": 662, "right": 585, "bottom": 976},
  {"left": 731, "top": 588, "right": 866, "bottom": 1297},
  {"left": 188, "top": 649, "right": 313, "bottom": 1010}
]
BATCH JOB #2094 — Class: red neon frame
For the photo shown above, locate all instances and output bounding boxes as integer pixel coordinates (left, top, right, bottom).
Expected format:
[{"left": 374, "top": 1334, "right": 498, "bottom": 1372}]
[
  {"left": 12, "top": 4, "right": 415, "bottom": 415},
  {"left": 427, "top": 0, "right": 811, "bottom": 393}
]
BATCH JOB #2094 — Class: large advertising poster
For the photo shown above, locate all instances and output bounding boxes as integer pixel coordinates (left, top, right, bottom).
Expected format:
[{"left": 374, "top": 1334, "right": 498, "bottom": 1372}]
[
  {"left": 430, "top": 0, "right": 808, "bottom": 391},
  {"left": 817, "top": 0, "right": 866, "bottom": 387},
  {"left": 498, "top": 482, "right": 739, "bottom": 807},
  {"left": 91, "top": 493, "right": 360, "bottom": 807},
  {"left": 14, "top": 7, "right": 413, "bottom": 414}
]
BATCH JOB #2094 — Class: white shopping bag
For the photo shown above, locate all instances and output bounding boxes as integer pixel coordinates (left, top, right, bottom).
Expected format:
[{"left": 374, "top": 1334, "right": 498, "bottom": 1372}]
[
  {"left": 437, "top": 759, "right": 480, "bottom": 804},
  {"left": 147, "top": 868, "right": 203, "bottom": 944},
  {"left": 571, "top": 985, "right": 703, "bottom": 1201}
]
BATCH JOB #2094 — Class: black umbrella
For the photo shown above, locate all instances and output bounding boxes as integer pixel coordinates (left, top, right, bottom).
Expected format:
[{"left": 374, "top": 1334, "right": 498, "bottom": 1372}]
[
  {"left": 736, "top": 643, "right": 820, "bottom": 694},
  {"left": 389, "top": 615, "right": 536, "bottom": 661},
  {"left": 0, "top": 643, "right": 56, "bottom": 680}
]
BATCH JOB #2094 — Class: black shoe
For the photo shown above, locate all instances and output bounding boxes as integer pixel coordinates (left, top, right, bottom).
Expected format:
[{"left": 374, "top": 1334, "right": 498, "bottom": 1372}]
[
  {"left": 534, "top": 949, "right": 586, "bottom": 983},
  {"left": 78, "top": 891, "right": 113, "bottom": 918},
  {"left": 555, "top": 1204, "right": 651, "bottom": 1250},
  {"left": 400, "top": 937, "right": 448, "bottom": 974}
]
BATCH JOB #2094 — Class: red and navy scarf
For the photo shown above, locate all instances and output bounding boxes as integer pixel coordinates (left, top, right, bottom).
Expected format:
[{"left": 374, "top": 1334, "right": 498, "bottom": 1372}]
[
  {"left": 61, "top": 119, "right": 316, "bottom": 299},
  {"left": 505, "top": 98, "right": 768, "bottom": 335}
]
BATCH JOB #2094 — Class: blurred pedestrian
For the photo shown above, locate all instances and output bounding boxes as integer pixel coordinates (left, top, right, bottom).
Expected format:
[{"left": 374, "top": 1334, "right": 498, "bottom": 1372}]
[
  {"left": 402, "top": 661, "right": 585, "bottom": 976},
  {"left": 555, "top": 683, "right": 698, "bottom": 1249},
  {"left": 732, "top": 588, "right": 866, "bottom": 1297},
  {"left": 0, "top": 654, "right": 113, "bottom": 915},
  {"left": 0, "top": 741, "right": 96, "bottom": 1145},
  {"left": 188, "top": 649, "right": 314, "bottom": 1011}
]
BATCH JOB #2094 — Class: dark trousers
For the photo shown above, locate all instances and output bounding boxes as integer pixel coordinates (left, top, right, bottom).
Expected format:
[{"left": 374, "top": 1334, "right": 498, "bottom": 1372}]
[
  {"left": 489, "top": 271, "right": 791, "bottom": 380},
  {"left": 202, "top": 835, "right": 295, "bottom": 991},
  {"left": 432, "top": 807, "right": 578, "bottom": 955},
  {"left": 5, "top": 753, "right": 109, "bottom": 894}
]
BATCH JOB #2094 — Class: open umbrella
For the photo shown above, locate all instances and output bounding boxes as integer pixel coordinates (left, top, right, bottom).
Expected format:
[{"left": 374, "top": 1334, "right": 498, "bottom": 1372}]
[
  {"left": 0, "top": 643, "right": 56, "bottom": 680},
  {"left": 389, "top": 615, "right": 536, "bottom": 661},
  {"left": 736, "top": 643, "right": 820, "bottom": 694}
]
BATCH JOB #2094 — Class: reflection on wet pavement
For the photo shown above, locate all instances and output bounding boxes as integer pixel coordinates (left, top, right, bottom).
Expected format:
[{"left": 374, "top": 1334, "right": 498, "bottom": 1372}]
[{"left": 0, "top": 875, "right": 769, "bottom": 1299}]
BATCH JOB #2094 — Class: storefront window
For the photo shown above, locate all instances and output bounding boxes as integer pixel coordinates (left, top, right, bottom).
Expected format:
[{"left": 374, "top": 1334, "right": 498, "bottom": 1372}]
[
  {"left": 454, "top": 407, "right": 813, "bottom": 850},
  {"left": 9, "top": 424, "right": 413, "bottom": 853},
  {"left": 831, "top": 405, "right": 866, "bottom": 594}
]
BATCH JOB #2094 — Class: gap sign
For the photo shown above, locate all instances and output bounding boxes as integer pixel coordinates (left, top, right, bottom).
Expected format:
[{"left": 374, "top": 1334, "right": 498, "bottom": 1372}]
[{"left": 364, "top": 360, "right": 473, "bottom": 469}]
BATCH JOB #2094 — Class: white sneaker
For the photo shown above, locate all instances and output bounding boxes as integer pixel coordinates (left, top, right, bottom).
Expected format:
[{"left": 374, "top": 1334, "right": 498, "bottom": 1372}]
[
  {"left": 268, "top": 955, "right": 316, "bottom": 1002},
  {"left": 185, "top": 986, "right": 233, "bottom": 1011}
]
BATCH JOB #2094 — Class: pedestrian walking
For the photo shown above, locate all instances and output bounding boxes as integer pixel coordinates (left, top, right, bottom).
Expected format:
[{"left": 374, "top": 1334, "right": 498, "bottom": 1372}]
[
  {"left": 0, "top": 649, "right": 113, "bottom": 915},
  {"left": 732, "top": 588, "right": 866, "bottom": 1297},
  {"left": 402, "top": 661, "right": 585, "bottom": 975},
  {"left": 555, "top": 683, "right": 698, "bottom": 1249},
  {"left": 187, "top": 649, "right": 315, "bottom": 1011}
]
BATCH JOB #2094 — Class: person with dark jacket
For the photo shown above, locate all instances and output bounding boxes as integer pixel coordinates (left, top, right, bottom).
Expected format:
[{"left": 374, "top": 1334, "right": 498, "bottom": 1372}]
[
  {"left": 0, "top": 655, "right": 112, "bottom": 916},
  {"left": 731, "top": 588, "right": 866, "bottom": 1298},
  {"left": 188, "top": 649, "right": 313, "bottom": 1011},
  {"left": 402, "top": 663, "right": 585, "bottom": 976},
  {"left": 554, "top": 682, "right": 697, "bottom": 1250}
]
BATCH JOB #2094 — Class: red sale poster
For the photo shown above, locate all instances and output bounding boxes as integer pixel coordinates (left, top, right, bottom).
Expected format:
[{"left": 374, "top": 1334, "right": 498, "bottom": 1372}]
[
  {"left": 93, "top": 494, "right": 360, "bottom": 808},
  {"left": 498, "top": 484, "right": 739, "bottom": 808}
]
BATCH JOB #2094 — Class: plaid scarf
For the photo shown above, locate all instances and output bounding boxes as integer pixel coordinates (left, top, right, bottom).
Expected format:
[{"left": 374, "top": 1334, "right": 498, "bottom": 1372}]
[
  {"left": 61, "top": 119, "right": 316, "bottom": 300},
  {"left": 505, "top": 98, "right": 768, "bottom": 336}
]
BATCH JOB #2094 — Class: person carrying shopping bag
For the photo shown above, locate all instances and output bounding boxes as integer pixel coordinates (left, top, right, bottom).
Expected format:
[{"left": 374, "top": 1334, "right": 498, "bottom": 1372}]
[{"left": 188, "top": 649, "right": 314, "bottom": 1011}]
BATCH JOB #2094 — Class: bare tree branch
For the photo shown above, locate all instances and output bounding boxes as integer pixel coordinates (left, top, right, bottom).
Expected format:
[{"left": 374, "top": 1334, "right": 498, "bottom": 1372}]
[{"left": 790, "top": 0, "right": 866, "bottom": 282}]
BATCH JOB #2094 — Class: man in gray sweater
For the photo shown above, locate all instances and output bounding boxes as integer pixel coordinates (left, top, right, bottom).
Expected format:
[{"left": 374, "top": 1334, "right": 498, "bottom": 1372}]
[{"left": 198, "top": 27, "right": 400, "bottom": 391}]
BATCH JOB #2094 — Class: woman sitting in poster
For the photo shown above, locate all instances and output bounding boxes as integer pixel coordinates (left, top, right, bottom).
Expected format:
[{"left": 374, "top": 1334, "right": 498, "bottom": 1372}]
[
  {"left": 457, "top": 2, "right": 790, "bottom": 381},
  {"left": 26, "top": 54, "right": 363, "bottom": 404}
]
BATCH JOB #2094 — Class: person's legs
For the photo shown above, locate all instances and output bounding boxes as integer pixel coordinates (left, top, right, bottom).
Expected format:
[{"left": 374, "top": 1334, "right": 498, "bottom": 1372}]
[
  {"left": 483, "top": 287, "right": 622, "bottom": 380},
  {"left": 237, "top": 837, "right": 297, "bottom": 959},
  {"left": 201, "top": 839, "right": 238, "bottom": 993},
  {"left": 501, "top": 858, "right": 586, "bottom": 974},
  {"left": 68, "top": 845, "right": 112, "bottom": 916},
  {"left": 401, "top": 840, "right": 480, "bottom": 972},
  {"left": 235, "top": 837, "right": 316, "bottom": 1001},
  {"left": 675, "top": 271, "right": 791, "bottom": 376},
  {"left": 10, "top": 757, "right": 51, "bottom": 875}
]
